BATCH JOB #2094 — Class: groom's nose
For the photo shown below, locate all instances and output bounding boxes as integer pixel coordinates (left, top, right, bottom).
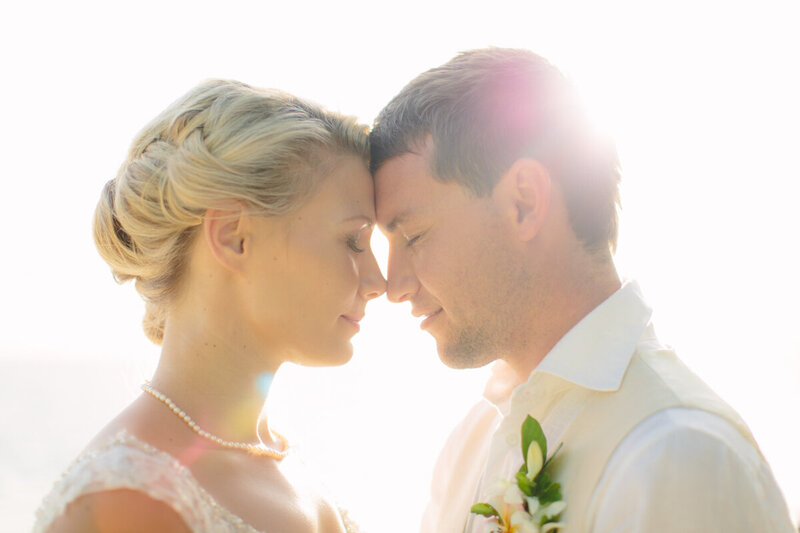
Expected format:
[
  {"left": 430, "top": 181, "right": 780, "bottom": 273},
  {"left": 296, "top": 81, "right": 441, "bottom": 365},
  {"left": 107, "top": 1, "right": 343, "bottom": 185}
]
[{"left": 386, "top": 247, "right": 418, "bottom": 303}]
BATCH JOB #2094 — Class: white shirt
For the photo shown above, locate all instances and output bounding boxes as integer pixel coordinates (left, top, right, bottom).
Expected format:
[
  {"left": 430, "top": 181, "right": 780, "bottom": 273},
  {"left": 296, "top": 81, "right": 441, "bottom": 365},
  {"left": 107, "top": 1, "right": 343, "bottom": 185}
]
[{"left": 421, "top": 281, "right": 794, "bottom": 533}]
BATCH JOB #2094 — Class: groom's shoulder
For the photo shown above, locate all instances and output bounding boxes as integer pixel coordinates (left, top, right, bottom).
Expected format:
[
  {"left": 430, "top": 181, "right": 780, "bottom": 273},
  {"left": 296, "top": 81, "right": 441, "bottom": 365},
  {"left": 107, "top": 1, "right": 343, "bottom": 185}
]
[
  {"left": 623, "top": 348, "right": 746, "bottom": 420},
  {"left": 614, "top": 406, "right": 760, "bottom": 467},
  {"left": 621, "top": 347, "right": 757, "bottom": 442},
  {"left": 592, "top": 406, "right": 794, "bottom": 531},
  {"left": 618, "top": 348, "right": 763, "bottom": 468},
  {"left": 566, "top": 346, "right": 764, "bottom": 480},
  {"left": 590, "top": 349, "right": 794, "bottom": 529}
]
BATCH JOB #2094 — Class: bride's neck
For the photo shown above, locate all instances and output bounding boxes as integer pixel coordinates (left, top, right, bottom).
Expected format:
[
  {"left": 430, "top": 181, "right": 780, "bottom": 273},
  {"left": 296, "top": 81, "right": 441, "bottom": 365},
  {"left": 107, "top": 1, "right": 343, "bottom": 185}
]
[{"left": 148, "top": 317, "right": 283, "bottom": 446}]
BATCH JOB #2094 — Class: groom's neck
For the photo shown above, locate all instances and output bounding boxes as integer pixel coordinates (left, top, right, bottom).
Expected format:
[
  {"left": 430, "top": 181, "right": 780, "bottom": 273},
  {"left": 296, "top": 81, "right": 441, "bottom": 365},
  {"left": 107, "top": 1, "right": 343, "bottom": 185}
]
[{"left": 504, "top": 251, "right": 621, "bottom": 383}]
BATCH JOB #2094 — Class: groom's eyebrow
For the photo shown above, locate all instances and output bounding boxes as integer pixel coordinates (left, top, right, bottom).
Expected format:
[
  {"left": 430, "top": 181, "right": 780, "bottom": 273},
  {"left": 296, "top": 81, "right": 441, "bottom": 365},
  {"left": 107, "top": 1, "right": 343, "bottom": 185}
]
[{"left": 385, "top": 210, "right": 413, "bottom": 233}]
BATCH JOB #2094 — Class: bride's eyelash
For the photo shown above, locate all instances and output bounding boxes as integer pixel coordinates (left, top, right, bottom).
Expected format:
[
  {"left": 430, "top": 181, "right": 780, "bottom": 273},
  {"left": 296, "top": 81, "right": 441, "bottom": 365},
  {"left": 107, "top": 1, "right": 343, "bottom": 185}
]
[{"left": 346, "top": 235, "right": 365, "bottom": 253}]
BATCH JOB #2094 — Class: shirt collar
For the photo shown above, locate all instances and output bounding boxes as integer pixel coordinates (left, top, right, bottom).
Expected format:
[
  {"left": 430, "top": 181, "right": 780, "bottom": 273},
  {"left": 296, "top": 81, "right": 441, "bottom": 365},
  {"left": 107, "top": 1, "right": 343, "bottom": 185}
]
[
  {"left": 533, "top": 279, "right": 653, "bottom": 392},
  {"left": 482, "top": 359, "right": 521, "bottom": 412},
  {"left": 482, "top": 280, "right": 654, "bottom": 410}
]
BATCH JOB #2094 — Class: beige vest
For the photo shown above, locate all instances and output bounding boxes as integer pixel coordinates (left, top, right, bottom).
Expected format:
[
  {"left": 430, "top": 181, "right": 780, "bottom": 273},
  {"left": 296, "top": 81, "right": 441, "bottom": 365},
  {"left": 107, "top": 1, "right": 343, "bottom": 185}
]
[{"left": 547, "top": 349, "right": 759, "bottom": 532}]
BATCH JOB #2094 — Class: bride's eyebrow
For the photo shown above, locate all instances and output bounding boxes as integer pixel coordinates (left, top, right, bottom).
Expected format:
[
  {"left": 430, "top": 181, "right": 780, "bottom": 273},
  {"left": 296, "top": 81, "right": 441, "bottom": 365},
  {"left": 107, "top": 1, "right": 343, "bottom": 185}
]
[{"left": 340, "top": 215, "right": 374, "bottom": 227}]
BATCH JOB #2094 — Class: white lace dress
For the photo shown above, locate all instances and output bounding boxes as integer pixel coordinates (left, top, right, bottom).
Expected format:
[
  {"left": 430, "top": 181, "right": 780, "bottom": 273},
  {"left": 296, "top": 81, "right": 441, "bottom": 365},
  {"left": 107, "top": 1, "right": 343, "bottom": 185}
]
[{"left": 33, "top": 430, "right": 359, "bottom": 533}]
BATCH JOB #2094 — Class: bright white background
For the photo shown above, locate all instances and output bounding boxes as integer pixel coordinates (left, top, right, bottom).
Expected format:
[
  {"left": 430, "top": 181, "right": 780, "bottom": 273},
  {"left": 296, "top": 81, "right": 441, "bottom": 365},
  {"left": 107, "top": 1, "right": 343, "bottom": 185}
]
[{"left": 1, "top": 1, "right": 798, "bottom": 532}]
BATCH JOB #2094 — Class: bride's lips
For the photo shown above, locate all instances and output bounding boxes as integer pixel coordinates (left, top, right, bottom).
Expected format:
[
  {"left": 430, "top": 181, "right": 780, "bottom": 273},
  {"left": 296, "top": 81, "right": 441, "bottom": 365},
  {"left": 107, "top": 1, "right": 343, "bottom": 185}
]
[
  {"left": 420, "top": 308, "right": 443, "bottom": 330},
  {"left": 340, "top": 314, "right": 362, "bottom": 332}
]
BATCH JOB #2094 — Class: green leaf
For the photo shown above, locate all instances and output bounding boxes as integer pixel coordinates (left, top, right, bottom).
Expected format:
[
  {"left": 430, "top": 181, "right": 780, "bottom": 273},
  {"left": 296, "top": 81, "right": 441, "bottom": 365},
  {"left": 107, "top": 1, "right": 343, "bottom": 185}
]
[
  {"left": 540, "top": 514, "right": 557, "bottom": 527},
  {"left": 534, "top": 470, "right": 550, "bottom": 488},
  {"left": 470, "top": 503, "right": 500, "bottom": 518},
  {"left": 516, "top": 471, "right": 534, "bottom": 497},
  {"left": 537, "top": 481, "right": 562, "bottom": 505},
  {"left": 521, "top": 416, "right": 547, "bottom": 471},
  {"left": 542, "top": 441, "right": 563, "bottom": 471}
]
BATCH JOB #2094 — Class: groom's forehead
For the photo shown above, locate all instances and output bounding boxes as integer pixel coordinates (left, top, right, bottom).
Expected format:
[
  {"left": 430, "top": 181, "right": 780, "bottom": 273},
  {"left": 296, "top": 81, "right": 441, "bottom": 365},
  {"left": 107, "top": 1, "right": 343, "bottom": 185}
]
[{"left": 374, "top": 151, "right": 436, "bottom": 227}]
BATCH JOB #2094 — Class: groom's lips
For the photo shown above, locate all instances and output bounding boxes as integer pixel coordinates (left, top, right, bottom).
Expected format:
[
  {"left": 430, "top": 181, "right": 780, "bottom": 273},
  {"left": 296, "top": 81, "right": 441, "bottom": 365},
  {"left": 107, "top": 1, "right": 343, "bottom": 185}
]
[{"left": 419, "top": 308, "right": 443, "bottom": 330}]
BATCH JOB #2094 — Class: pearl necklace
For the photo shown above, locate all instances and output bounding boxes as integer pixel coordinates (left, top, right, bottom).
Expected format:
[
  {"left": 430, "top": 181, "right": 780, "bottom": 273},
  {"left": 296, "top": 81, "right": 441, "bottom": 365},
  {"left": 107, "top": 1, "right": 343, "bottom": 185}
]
[{"left": 141, "top": 382, "right": 288, "bottom": 460}]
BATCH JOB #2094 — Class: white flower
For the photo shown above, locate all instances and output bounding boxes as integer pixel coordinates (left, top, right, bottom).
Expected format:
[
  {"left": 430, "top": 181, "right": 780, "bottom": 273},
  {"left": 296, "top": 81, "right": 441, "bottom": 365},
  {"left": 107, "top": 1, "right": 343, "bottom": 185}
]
[
  {"left": 471, "top": 416, "right": 567, "bottom": 533},
  {"left": 485, "top": 478, "right": 525, "bottom": 510},
  {"left": 504, "top": 483, "right": 525, "bottom": 506},
  {"left": 526, "top": 442, "right": 544, "bottom": 480},
  {"left": 530, "top": 500, "right": 567, "bottom": 525},
  {"left": 483, "top": 476, "right": 529, "bottom": 531},
  {"left": 510, "top": 510, "right": 540, "bottom": 533},
  {"left": 525, "top": 496, "right": 540, "bottom": 516},
  {"left": 487, "top": 477, "right": 512, "bottom": 496},
  {"left": 486, "top": 477, "right": 512, "bottom": 513},
  {"left": 479, "top": 519, "right": 502, "bottom": 533}
]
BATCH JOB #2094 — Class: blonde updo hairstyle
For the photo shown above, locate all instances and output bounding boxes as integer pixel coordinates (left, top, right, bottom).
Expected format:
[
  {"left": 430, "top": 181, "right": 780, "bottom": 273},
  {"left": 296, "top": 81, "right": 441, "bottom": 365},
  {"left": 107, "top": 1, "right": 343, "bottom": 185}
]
[{"left": 94, "top": 80, "right": 369, "bottom": 344}]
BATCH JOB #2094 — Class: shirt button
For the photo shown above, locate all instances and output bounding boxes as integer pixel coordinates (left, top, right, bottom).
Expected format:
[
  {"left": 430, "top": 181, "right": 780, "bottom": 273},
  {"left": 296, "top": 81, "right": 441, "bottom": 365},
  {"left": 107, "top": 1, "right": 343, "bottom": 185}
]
[{"left": 506, "top": 432, "right": 520, "bottom": 446}]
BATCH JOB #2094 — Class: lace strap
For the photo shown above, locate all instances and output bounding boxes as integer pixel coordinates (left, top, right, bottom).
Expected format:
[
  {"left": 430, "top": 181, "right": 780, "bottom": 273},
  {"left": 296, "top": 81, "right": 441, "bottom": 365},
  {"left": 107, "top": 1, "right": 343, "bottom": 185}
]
[
  {"left": 33, "top": 430, "right": 260, "bottom": 533},
  {"left": 337, "top": 506, "right": 363, "bottom": 533}
]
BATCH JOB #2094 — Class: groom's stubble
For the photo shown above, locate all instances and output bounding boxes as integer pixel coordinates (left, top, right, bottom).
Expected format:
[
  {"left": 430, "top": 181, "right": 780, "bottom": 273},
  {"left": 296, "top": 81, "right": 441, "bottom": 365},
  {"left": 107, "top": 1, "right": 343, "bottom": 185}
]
[{"left": 435, "top": 231, "right": 538, "bottom": 370}]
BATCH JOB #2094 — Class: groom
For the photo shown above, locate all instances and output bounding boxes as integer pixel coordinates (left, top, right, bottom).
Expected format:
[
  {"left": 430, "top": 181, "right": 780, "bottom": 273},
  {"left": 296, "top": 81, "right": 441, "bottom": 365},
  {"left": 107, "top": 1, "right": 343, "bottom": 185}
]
[{"left": 370, "top": 48, "right": 794, "bottom": 532}]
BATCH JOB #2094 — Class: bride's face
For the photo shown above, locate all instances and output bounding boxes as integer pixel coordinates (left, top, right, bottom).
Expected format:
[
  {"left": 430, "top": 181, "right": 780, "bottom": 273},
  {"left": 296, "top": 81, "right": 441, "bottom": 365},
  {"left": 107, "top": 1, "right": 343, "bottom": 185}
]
[{"left": 242, "top": 155, "right": 385, "bottom": 366}]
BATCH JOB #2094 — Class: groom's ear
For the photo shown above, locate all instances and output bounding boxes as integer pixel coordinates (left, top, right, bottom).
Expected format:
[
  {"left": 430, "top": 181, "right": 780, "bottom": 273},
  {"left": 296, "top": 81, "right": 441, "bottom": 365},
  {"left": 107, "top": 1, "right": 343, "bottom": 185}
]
[
  {"left": 202, "top": 203, "right": 248, "bottom": 273},
  {"left": 493, "top": 158, "right": 551, "bottom": 242}
]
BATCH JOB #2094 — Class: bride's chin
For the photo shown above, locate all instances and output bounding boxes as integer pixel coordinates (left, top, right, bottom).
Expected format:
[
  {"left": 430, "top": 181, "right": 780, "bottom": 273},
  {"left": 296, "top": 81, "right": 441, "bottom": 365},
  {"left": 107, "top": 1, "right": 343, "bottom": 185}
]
[
  {"left": 296, "top": 342, "right": 355, "bottom": 368},
  {"left": 324, "top": 344, "right": 355, "bottom": 366}
]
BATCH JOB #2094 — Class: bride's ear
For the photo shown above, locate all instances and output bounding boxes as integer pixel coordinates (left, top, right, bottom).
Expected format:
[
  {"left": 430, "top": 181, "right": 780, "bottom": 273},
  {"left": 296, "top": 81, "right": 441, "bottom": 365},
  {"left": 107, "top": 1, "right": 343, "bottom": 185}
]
[{"left": 202, "top": 204, "right": 248, "bottom": 273}]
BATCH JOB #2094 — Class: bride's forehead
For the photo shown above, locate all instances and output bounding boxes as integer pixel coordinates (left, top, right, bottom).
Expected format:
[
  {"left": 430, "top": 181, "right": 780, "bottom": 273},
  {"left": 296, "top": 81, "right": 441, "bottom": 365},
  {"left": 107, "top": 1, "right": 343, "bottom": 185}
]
[{"left": 300, "top": 160, "right": 375, "bottom": 216}]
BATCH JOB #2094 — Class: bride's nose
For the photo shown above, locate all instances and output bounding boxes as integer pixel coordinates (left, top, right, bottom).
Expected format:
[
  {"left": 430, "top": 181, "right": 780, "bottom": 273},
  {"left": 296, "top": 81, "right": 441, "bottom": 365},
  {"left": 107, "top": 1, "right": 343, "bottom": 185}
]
[{"left": 360, "top": 250, "right": 386, "bottom": 300}]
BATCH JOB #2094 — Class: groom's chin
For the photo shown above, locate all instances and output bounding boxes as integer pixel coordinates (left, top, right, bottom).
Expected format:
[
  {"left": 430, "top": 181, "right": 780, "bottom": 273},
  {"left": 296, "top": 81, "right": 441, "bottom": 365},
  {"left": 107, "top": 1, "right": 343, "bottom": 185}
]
[{"left": 436, "top": 342, "right": 496, "bottom": 370}]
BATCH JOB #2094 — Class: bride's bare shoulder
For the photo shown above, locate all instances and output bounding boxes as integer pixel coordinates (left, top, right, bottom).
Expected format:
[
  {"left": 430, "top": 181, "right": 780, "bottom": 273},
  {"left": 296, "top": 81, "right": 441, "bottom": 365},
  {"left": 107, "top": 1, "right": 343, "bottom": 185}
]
[{"left": 44, "top": 489, "right": 192, "bottom": 533}]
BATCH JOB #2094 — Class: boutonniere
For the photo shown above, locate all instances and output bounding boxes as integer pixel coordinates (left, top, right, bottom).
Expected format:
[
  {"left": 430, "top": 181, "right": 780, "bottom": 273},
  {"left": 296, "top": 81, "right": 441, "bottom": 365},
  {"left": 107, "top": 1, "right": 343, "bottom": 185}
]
[{"left": 471, "top": 415, "right": 566, "bottom": 533}]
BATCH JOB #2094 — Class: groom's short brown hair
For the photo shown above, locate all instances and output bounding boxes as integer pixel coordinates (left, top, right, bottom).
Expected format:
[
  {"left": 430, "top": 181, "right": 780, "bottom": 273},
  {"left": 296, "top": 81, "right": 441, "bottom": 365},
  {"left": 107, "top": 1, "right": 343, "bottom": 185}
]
[{"left": 370, "top": 47, "right": 621, "bottom": 254}]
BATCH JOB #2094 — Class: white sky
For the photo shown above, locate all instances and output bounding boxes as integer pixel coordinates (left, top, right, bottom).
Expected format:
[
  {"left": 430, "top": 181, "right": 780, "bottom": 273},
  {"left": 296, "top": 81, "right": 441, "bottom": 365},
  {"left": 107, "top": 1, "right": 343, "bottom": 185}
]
[{"left": 1, "top": 0, "right": 799, "bottom": 531}]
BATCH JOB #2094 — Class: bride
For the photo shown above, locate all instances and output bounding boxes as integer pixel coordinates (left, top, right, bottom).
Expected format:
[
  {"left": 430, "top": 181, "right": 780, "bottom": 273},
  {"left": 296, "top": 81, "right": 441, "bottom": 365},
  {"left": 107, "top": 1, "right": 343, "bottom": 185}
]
[{"left": 34, "top": 80, "right": 386, "bottom": 532}]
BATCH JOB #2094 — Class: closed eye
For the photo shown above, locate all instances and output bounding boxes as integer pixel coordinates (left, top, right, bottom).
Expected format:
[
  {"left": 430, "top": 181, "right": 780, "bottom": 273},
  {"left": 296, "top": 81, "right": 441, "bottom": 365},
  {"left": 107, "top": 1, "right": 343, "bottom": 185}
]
[
  {"left": 406, "top": 234, "right": 422, "bottom": 247},
  {"left": 347, "top": 236, "right": 365, "bottom": 253}
]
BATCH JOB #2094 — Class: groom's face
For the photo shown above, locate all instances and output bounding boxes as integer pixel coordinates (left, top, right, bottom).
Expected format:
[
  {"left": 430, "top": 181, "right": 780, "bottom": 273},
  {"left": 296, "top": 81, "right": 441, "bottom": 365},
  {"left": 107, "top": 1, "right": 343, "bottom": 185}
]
[{"left": 374, "top": 145, "right": 524, "bottom": 369}]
